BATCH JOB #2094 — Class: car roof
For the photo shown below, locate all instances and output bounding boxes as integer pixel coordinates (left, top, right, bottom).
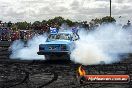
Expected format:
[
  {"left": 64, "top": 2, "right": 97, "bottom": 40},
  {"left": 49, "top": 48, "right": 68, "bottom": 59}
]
[{"left": 58, "top": 32, "right": 72, "bottom": 34}]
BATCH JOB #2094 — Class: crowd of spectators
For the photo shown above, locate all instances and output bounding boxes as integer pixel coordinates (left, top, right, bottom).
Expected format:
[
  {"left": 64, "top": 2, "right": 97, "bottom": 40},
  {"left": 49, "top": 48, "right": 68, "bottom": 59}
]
[
  {"left": 0, "top": 16, "right": 131, "bottom": 41},
  {"left": 0, "top": 28, "right": 36, "bottom": 41}
]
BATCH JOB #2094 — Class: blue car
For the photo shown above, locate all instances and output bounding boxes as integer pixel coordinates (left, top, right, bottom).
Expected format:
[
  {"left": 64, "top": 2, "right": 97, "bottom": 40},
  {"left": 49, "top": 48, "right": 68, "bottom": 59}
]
[{"left": 37, "top": 28, "right": 79, "bottom": 60}]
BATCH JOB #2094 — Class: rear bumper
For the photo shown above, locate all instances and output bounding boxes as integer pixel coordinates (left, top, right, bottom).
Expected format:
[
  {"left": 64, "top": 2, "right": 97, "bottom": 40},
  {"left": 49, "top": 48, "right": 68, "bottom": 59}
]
[{"left": 37, "top": 51, "right": 70, "bottom": 55}]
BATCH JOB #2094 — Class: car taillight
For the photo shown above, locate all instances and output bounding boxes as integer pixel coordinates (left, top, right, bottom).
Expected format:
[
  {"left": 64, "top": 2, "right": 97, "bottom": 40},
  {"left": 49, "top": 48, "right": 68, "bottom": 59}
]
[{"left": 61, "top": 45, "right": 67, "bottom": 50}]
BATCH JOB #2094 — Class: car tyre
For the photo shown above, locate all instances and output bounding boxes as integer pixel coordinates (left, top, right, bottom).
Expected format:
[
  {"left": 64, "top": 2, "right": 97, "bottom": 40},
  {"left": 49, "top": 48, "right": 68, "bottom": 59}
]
[{"left": 45, "top": 55, "right": 50, "bottom": 60}]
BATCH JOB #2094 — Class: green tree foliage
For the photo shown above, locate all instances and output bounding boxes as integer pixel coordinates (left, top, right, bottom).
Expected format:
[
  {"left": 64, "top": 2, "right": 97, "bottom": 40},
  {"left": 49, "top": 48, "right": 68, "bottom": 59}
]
[
  {"left": 6, "top": 16, "right": 116, "bottom": 32},
  {"left": 46, "top": 16, "right": 76, "bottom": 27},
  {"left": 53, "top": 16, "right": 65, "bottom": 26},
  {"left": 33, "top": 21, "right": 41, "bottom": 26},
  {"left": 89, "top": 16, "right": 116, "bottom": 25},
  {"left": 42, "top": 20, "right": 46, "bottom": 24},
  {"left": 101, "top": 16, "right": 116, "bottom": 24},
  {"left": 11, "top": 24, "right": 18, "bottom": 31},
  {"left": 88, "top": 16, "right": 116, "bottom": 30},
  {"left": 7, "top": 16, "right": 77, "bottom": 31},
  {"left": 7, "top": 21, "right": 12, "bottom": 27},
  {"left": 16, "top": 21, "right": 30, "bottom": 30},
  {"left": 65, "top": 19, "right": 75, "bottom": 27},
  {"left": 32, "top": 21, "right": 42, "bottom": 30}
]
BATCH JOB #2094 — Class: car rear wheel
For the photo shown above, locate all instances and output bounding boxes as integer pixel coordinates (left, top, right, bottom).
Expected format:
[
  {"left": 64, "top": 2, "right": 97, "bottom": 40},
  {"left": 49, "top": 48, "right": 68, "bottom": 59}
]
[
  {"left": 44, "top": 54, "right": 70, "bottom": 60},
  {"left": 44, "top": 55, "right": 57, "bottom": 60},
  {"left": 44, "top": 55, "right": 50, "bottom": 60}
]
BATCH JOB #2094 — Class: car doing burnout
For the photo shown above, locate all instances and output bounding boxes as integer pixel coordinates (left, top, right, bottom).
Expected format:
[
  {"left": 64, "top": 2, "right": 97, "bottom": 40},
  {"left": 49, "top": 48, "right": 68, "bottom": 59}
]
[{"left": 37, "top": 28, "right": 79, "bottom": 60}]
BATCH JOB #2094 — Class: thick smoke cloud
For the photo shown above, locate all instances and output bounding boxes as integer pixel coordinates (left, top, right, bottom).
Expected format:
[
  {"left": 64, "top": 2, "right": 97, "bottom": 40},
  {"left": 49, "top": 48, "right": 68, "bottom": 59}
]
[
  {"left": 70, "top": 24, "right": 132, "bottom": 65},
  {"left": 10, "top": 24, "right": 132, "bottom": 65},
  {"left": 10, "top": 35, "right": 47, "bottom": 60}
]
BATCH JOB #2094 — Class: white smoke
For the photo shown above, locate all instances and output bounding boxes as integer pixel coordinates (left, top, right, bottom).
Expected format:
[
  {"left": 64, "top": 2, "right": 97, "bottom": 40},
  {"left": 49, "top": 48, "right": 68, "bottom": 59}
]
[
  {"left": 70, "top": 24, "right": 132, "bottom": 65},
  {"left": 10, "top": 23, "right": 132, "bottom": 65},
  {"left": 10, "top": 35, "right": 47, "bottom": 60}
]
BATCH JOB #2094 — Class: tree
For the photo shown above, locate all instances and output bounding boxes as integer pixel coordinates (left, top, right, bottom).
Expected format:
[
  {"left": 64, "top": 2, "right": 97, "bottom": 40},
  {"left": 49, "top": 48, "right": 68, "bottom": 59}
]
[
  {"left": 65, "top": 19, "right": 75, "bottom": 27},
  {"left": 89, "top": 16, "right": 116, "bottom": 25},
  {"left": 42, "top": 20, "right": 46, "bottom": 24},
  {"left": 7, "top": 21, "right": 12, "bottom": 27},
  {"left": 101, "top": 16, "right": 116, "bottom": 24},
  {"left": 54, "top": 16, "right": 65, "bottom": 26},
  {"left": 32, "top": 21, "right": 41, "bottom": 26},
  {"left": 32, "top": 21, "right": 42, "bottom": 30},
  {"left": 16, "top": 21, "right": 30, "bottom": 30},
  {"left": 11, "top": 24, "right": 18, "bottom": 31}
]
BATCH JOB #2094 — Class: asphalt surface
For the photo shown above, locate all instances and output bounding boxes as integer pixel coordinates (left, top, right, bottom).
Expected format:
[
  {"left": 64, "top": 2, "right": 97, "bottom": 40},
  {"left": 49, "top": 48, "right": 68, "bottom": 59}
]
[{"left": 0, "top": 41, "right": 132, "bottom": 88}]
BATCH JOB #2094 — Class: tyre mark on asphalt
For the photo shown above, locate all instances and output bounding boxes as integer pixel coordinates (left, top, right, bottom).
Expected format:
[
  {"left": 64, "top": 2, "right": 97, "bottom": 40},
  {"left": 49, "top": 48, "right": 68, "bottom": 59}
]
[
  {"left": 36, "top": 71, "right": 58, "bottom": 88},
  {"left": 1, "top": 70, "right": 29, "bottom": 88}
]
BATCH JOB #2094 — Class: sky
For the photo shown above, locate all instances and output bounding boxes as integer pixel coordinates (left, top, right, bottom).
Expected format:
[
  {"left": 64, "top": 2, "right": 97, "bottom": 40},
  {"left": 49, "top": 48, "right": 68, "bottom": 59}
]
[{"left": 0, "top": 0, "right": 132, "bottom": 24}]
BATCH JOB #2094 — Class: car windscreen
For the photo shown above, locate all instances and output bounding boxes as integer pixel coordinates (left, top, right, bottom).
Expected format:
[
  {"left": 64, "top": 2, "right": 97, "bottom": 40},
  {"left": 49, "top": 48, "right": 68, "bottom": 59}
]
[{"left": 47, "top": 33, "right": 71, "bottom": 41}]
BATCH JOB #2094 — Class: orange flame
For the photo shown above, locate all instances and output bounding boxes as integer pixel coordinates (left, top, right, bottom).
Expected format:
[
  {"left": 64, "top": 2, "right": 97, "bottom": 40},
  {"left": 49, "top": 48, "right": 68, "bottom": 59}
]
[{"left": 78, "top": 65, "right": 86, "bottom": 76}]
